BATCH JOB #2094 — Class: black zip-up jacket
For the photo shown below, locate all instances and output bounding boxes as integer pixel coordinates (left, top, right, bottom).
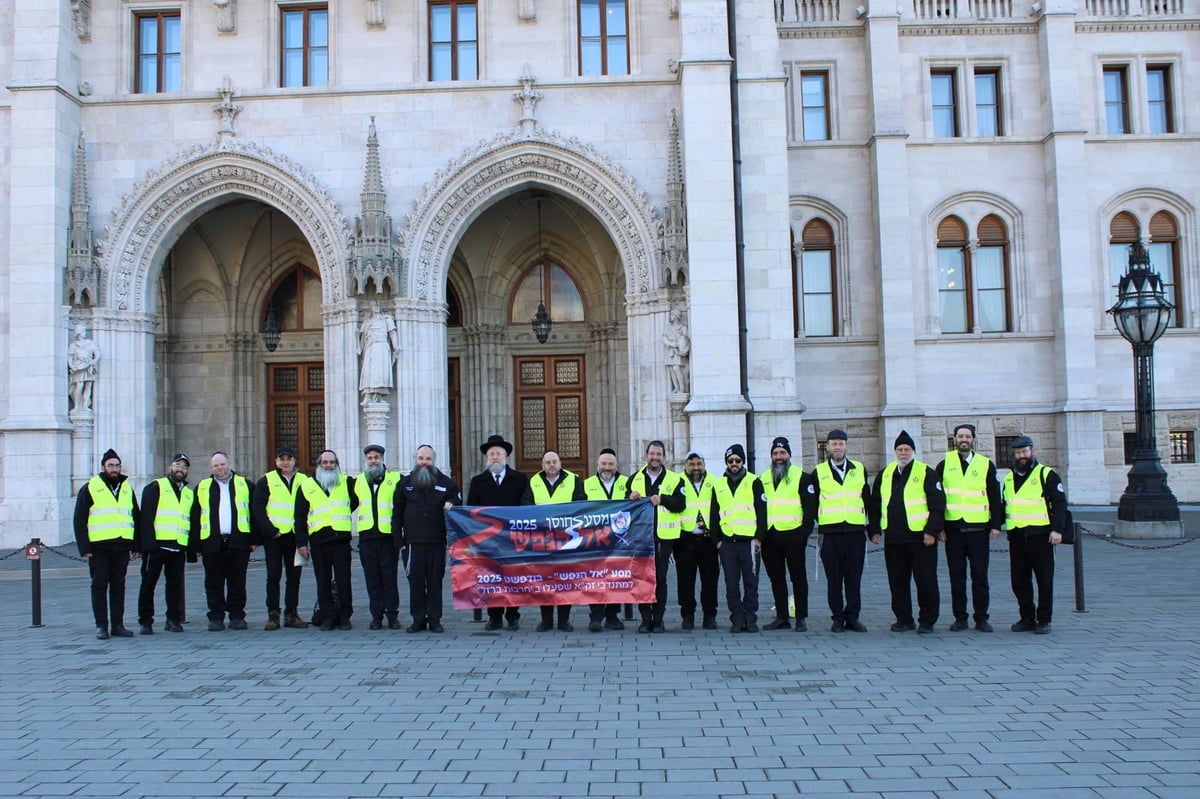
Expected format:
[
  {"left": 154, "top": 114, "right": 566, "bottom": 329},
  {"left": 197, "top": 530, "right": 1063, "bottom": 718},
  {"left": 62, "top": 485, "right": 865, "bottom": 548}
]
[{"left": 394, "top": 470, "right": 462, "bottom": 546}]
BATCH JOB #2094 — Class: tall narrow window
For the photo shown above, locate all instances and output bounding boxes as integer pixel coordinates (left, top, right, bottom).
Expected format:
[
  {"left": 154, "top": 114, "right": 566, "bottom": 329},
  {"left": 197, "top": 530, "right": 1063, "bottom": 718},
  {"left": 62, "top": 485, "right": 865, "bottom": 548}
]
[
  {"left": 1149, "top": 211, "right": 1181, "bottom": 327},
  {"left": 135, "top": 12, "right": 181, "bottom": 93},
  {"left": 579, "top": 0, "right": 628, "bottom": 77},
  {"left": 430, "top": 2, "right": 478, "bottom": 81},
  {"left": 1103, "top": 66, "right": 1130, "bottom": 134},
  {"left": 1147, "top": 65, "right": 1174, "bottom": 134},
  {"left": 1108, "top": 212, "right": 1140, "bottom": 295},
  {"left": 975, "top": 215, "right": 1010, "bottom": 332},
  {"left": 974, "top": 68, "right": 1002, "bottom": 136},
  {"left": 281, "top": 5, "right": 328, "bottom": 88},
  {"left": 799, "top": 71, "right": 830, "bottom": 141},
  {"left": 931, "top": 69, "right": 959, "bottom": 138},
  {"left": 937, "top": 216, "right": 970, "bottom": 333},
  {"left": 796, "top": 219, "right": 837, "bottom": 336}
]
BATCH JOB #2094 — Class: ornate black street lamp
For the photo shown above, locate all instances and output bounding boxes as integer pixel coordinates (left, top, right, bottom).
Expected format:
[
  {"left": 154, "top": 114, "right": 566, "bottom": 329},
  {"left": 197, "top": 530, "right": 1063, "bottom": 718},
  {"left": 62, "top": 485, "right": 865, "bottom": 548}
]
[
  {"left": 261, "top": 208, "right": 282, "bottom": 352},
  {"left": 529, "top": 197, "right": 553, "bottom": 344},
  {"left": 1107, "top": 242, "right": 1179, "bottom": 522}
]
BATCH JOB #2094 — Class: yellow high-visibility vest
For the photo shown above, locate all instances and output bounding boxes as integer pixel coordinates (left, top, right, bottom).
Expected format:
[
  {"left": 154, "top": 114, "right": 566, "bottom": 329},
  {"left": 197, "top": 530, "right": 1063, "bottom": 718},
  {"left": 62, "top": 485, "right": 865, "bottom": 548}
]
[
  {"left": 630, "top": 468, "right": 685, "bottom": 540},
  {"left": 1003, "top": 464, "right": 1052, "bottom": 529},
  {"left": 760, "top": 464, "right": 805, "bottom": 531},
  {"left": 301, "top": 475, "right": 353, "bottom": 532},
  {"left": 86, "top": 475, "right": 136, "bottom": 543},
  {"left": 814, "top": 461, "right": 867, "bottom": 527},
  {"left": 583, "top": 473, "right": 629, "bottom": 500},
  {"left": 265, "top": 471, "right": 302, "bottom": 535},
  {"left": 197, "top": 475, "right": 252, "bottom": 540},
  {"left": 530, "top": 471, "right": 580, "bottom": 504},
  {"left": 711, "top": 476, "right": 759, "bottom": 538},
  {"left": 150, "top": 477, "right": 195, "bottom": 546},
  {"left": 942, "top": 452, "right": 992, "bottom": 524},
  {"left": 354, "top": 471, "right": 402, "bottom": 533},
  {"left": 878, "top": 461, "right": 931, "bottom": 532}
]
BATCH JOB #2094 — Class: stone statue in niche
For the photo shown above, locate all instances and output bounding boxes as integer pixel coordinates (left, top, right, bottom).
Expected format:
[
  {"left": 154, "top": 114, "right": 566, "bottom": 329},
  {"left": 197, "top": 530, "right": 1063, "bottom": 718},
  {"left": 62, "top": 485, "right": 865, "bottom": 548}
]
[
  {"left": 68, "top": 325, "right": 100, "bottom": 411},
  {"left": 214, "top": 0, "right": 236, "bottom": 34},
  {"left": 358, "top": 303, "right": 399, "bottom": 404},
  {"left": 663, "top": 307, "right": 690, "bottom": 395}
]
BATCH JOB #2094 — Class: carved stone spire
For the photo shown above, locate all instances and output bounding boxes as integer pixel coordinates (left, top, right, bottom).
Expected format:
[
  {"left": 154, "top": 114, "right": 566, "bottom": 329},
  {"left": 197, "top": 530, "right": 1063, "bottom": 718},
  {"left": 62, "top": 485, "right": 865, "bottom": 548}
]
[
  {"left": 66, "top": 132, "right": 101, "bottom": 307},
  {"left": 350, "top": 117, "right": 401, "bottom": 295},
  {"left": 513, "top": 66, "right": 543, "bottom": 136},
  {"left": 661, "top": 110, "right": 688, "bottom": 286}
]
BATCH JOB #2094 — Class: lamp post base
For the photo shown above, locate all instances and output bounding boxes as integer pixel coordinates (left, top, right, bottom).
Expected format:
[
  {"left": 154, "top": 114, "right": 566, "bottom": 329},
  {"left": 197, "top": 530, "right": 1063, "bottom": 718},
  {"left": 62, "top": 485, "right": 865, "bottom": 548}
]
[
  {"left": 1116, "top": 451, "right": 1180, "bottom": 523},
  {"left": 1112, "top": 519, "right": 1184, "bottom": 540}
]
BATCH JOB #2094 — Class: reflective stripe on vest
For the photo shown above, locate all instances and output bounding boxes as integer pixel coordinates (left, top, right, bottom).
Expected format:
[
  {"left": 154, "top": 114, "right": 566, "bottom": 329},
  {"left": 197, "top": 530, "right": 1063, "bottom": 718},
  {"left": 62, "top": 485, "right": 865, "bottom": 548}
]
[
  {"left": 197, "top": 475, "right": 251, "bottom": 540},
  {"left": 354, "top": 471, "right": 402, "bottom": 534},
  {"left": 530, "top": 472, "right": 580, "bottom": 505},
  {"left": 681, "top": 473, "right": 716, "bottom": 533},
  {"left": 630, "top": 468, "right": 684, "bottom": 540},
  {"left": 1003, "top": 464, "right": 1051, "bottom": 529},
  {"left": 86, "top": 475, "right": 136, "bottom": 543},
  {"left": 152, "top": 477, "right": 194, "bottom": 546},
  {"left": 878, "top": 461, "right": 931, "bottom": 532},
  {"left": 302, "top": 475, "right": 353, "bottom": 532},
  {"left": 814, "top": 461, "right": 868, "bottom": 527},
  {"left": 712, "top": 475, "right": 758, "bottom": 538},
  {"left": 942, "top": 452, "right": 992, "bottom": 524},
  {"left": 265, "top": 471, "right": 301, "bottom": 534},
  {"left": 583, "top": 474, "right": 629, "bottom": 501},
  {"left": 760, "top": 464, "right": 805, "bottom": 531}
]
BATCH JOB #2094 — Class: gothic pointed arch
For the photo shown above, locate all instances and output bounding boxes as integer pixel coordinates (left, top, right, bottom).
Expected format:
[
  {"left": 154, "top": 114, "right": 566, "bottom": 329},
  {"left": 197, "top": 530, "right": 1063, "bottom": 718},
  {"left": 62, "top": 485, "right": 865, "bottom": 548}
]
[
  {"left": 400, "top": 128, "right": 663, "bottom": 302},
  {"left": 96, "top": 139, "right": 352, "bottom": 312}
]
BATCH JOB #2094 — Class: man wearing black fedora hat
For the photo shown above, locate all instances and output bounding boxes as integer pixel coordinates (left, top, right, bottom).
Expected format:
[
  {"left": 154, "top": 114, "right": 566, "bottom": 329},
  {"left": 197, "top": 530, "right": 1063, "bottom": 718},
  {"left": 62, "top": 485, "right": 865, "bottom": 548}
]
[{"left": 466, "top": 435, "right": 529, "bottom": 631}]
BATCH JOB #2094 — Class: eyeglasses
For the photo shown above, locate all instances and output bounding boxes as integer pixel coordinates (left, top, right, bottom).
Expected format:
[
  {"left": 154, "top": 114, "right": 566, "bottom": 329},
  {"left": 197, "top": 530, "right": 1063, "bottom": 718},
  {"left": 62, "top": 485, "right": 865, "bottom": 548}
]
[{"left": 725, "top": 457, "right": 743, "bottom": 465}]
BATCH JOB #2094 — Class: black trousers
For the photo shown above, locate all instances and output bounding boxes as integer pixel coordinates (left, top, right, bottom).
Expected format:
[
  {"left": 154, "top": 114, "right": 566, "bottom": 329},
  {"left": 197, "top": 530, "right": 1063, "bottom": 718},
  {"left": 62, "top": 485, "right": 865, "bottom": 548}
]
[
  {"left": 884, "top": 540, "right": 940, "bottom": 627},
  {"left": 675, "top": 533, "right": 720, "bottom": 619},
  {"left": 88, "top": 548, "right": 130, "bottom": 628},
  {"left": 201, "top": 540, "right": 250, "bottom": 622},
  {"left": 262, "top": 535, "right": 302, "bottom": 616},
  {"left": 487, "top": 606, "right": 521, "bottom": 623},
  {"left": 588, "top": 603, "right": 623, "bottom": 623},
  {"left": 820, "top": 531, "right": 866, "bottom": 624},
  {"left": 1009, "top": 531, "right": 1055, "bottom": 624},
  {"left": 407, "top": 543, "right": 446, "bottom": 623},
  {"left": 718, "top": 538, "right": 759, "bottom": 624},
  {"left": 137, "top": 549, "right": 186, "bottom": 625},
  {"left": 359, "top": 536, "right": 401, "bottom": 622},
  {"left": 945, "top": 526, "right": 991, "bottom": 623},
  {"left": 761, "top": 528, "right": 810, "bottom": 621},
  {"left": 638, "top": 538, "right": 677, "bottom": 622},
  {"left": 311, "top": 538, "right": 353, "bottom": 624}
]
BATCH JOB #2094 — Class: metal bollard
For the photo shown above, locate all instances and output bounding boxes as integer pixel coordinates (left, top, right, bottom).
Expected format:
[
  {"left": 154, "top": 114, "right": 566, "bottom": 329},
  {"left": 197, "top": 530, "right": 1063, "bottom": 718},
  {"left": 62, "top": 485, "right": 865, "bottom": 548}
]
[
  {"left": 1072, "top": 521, "right": 1086, "bottom": 613},
  {"left": 26, "top": 538, "right": 45, "bottom": 628},
  {"left": 473, "top": 608, "right": 483, "bottom": 622}
]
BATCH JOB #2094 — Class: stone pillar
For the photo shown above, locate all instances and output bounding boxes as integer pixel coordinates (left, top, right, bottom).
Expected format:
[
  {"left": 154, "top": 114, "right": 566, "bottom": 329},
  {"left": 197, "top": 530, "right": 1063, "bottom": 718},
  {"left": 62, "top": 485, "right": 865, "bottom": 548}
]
[
  {"left": 324, "top": 299, "right": 361, "bottom": 460},
  {"left": 626, "top": 292, "right": 678, "bottom": 463},
  {"left": 394, "top": 298, "right": 449, "bottom": 465},
  {"left": 228, "top": 333, "right": 260, "bottom": 471},
  {"left": 90, "top": 309, "right": 158, "bottom": 488}
]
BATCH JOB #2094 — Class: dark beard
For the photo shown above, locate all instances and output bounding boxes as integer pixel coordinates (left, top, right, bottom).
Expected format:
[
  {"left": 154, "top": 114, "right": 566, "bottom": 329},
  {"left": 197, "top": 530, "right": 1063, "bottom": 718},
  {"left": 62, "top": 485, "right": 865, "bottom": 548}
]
[{"left": 413, "top": 465, "right": 435, "bottom": 489}]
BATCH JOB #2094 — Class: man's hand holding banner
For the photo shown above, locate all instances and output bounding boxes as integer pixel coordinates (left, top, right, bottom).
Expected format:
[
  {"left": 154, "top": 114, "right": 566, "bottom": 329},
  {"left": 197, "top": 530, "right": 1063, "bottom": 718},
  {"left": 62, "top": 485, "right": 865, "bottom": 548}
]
[{"left": 446, "top": 499, "right": 656, "bottom": 609}]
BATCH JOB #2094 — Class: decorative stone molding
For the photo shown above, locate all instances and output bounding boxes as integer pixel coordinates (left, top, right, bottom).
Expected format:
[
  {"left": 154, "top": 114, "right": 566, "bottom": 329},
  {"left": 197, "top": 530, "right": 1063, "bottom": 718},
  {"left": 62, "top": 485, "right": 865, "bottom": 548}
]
[
  {"left": 97, "top": 138, "right": 351, "bottom": 311},
  {"left": 70, "top": 0, "right": 91, "bottom": 40},
  {"left": 214, "top": 0, "right": 236, "bottom": 34},
  {"left": 669, "top": 0, "right": 680, "bottom": 18},
  {"left": 899, "top": 23, "right": 1037, "bottom": 35},
  {"left": 400, "top": 127, "right": 662, "bottom": 303},
  {"left": 660, "top": 110, "right": 688, "bottom": 286},
  {"left": 214, "top": 76, "right": 243, "bottom": 138},
  {"left": 513, "top": 67, "right": 543, "bottom": 136},
  {"left": 519, "top": 0, "right": 537, "bottom": 21},
  {"left": 67, "top": 132, "right": 102, "bottom": 307},
  {"left": 366, "top": 0, "right": 386, "bottom": 28},
  {"left": 350, "top": 117, "right": 402, "bottom": 295}
]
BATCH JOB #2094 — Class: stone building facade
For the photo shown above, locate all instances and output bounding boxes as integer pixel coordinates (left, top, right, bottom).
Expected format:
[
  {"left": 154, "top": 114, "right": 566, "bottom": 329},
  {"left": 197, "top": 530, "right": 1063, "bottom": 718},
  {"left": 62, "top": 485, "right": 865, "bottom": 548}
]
[{"left": 0, "top": 0, "right": 1197, "bottom": 547}]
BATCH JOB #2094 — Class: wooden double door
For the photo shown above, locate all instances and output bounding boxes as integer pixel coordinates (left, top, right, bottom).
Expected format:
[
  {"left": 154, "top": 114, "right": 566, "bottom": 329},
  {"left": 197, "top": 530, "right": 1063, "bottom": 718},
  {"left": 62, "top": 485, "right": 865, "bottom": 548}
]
[
  {"left": 514, "top": 354, "right": 587, "bottom": 477},
  {"left": 266, "top": 362, "right": 325, "bottom": 474}
]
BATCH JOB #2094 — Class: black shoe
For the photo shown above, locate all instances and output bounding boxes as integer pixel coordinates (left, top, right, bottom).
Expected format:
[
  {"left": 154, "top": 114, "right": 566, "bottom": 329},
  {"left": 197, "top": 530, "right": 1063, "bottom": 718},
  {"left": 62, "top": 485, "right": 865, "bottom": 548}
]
[
  {"left": 557, "top": 622, "right": 574, "bottom": 633},
  {"left": 388, "top": 617, "right": 402, "bottom": 630},
  {"left": 1011, "top": 619, "right": 1037, "bottom": 633},
  {"left": 975, "top": 621, "right": 994, "bottom": 633},
  {"left": 96, "top": 627, "right": 110, "bottom": 640},
  {"left": 229, "top": 619, "right": 247, "bottom": 630},
  {"left": 604, "top": 618, "right": 625, "bottom": 631},
  {"left": 1035, "top": 623, "right": 1051, "bottom": 635},
  {"left": 139, "top": 624, "right": 154, "bottom": 635},
  {"left": 588, "top": 620, "right": 604, "bottom": 632},
  {"left": 680, "top": 616, "right": 694, "bottom": 631},
  {"left": 406, "top": 621, "right": 427, "bottom": 633},
  {"left": 949, "top": 619, "right": 969, "bottom": 632},
  {"left": 637, "top": 621, "right": 652, "bottom": 634},
  {"left": 506, "top": 620, "right": 520, "bottom": 632},
  {"left": 830, "top": 620, "right": 846, "bottom": 633},
  {"left": 208, "top": 620, "right": 226, "bottom": 631},
  {"left": 744, "top": 622, "right": 759, "bottom": 633},
  {"left": 484, "top": 618, "right": 502, "bottom": 631},
  {"left": 536, "top": 621, "right": 553, "bottom": 632},
  {"left": 763, "top": 618, "right": 791, "bottom": 631},
  {"left": 702, "top": 616, "right": 718, "bottom": 630},
  {"left": 890, "top": 622, "right": 916, "bottom": 632},
  {"left": 320, "top": 620, "right": 336, "bottom": 631},
  {"left": 651, "top": 622, "right": 665, "bottom": 633},
  {"left": 111, "top": 626, "right": 135, "bottom": 638},
  {"left": 337, "top": 621, "right": 352, "bottom": 631},
  {"left": 794, "top": 619, "right": 807, "bottom": 632},
  {"left": 165, "top": 620, "right": 184, "bottom": 633},
  {"left": 730, "top": 622, "right": 744, "bottom": 633},
  {"left": 369, "top": 619, "right": 383, "bottom": 630},
  {"left": 917, "top": 624, "right": 934, "bottom": 635},
  {"left": 845, "top": 620, "right": 868, "bottom": 633},
  {"left": 429, "top": 621, "right": 445, "bottom": 633}
]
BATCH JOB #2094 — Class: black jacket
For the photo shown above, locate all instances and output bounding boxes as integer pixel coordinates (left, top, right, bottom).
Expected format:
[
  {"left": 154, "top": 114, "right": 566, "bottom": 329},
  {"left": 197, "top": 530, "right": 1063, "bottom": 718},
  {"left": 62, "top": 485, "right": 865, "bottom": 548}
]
[
  {"left": 251, "top": 469, "right": 300, "bottom": 541},
  {"left": 394, "top": 470, "right": 462, "bottom": 546},
  {"left": 466, "top": 467, "right": 529, "bottom": 507},
  {"left": 1008, "top": 460, "right": 1068, "bottom": 536},
  {"left": 73, "top": 472, "right": 141, "bottom": 556},
  {"left": 804, "top": 460, "right": 871, "bottom": 536},
  {"left": 935, "top": 453, "right": 1004, "bottom": 531},
  {"left": 869, "top": 461, "right": 946, "bottom": 543},
  {"left": 139, "top": 477, "right": 194, "bottom": 552},
  {"left": 189, "top": 473, "right": 257, "bottom": 553},
  {"left": 708, "top": 470, "right": 768, "bottom": 542}
]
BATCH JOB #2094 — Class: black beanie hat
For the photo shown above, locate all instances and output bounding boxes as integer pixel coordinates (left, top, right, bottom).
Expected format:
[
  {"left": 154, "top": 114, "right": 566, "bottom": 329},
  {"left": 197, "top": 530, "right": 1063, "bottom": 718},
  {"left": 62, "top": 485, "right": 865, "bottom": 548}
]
[
  {"left": 770, "top": 436, "right": 791, "bottom": 455},
  {"left": 724, "top": 444, "right": 746, "bottom": 463},
  {"left": 893, "top": 430, "right": 916, "bottom": 450},
  {"left": 101, "top": 448, "right": 120, "bottom": 465}
]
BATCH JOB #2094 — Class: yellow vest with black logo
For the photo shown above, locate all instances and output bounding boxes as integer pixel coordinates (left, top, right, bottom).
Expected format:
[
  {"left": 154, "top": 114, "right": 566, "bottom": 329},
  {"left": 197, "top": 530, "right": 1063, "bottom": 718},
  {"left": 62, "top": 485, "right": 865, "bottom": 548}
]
[
  {"left": 878, "top": 460, "right": 931, "bottom": 532},
  {"left": 681, "top": 473, "right": 716, "bottom": 533},
  {"left": 86, "top": 475, "right": 136, "bottom": 543},
  {"left": 630, "top": 468, "right": 685, "bottom": 540},
  {"left": 711, "top": 475, "right": 759, "bottom": 538},
  {"left": 1003, "top": 464, "right": 1051, "bottom": 529},
  {"left": 301, "top": 475, "right": 353, "bottom": 532},
  {"left": 530, "top": 471, "right": 580, "bottom": 504},
  {"left": 354, "top": 471, "right": 402, "bottom": 534},
  {"left": 265, "top": 471, "right": 302, "bottom": 535},
  {"left": 814, "top": 461, "right": 868, "bottom": 527},
  {"left": 942, "top": 453, "right": 992, "bottom": 524},
  {"left": 197, "top": 475, "right": 252, "bottom": 540},
  {"left": 760, "top": 464, "right": 805, "bottom": 531},
  {"left": 583, "top": 473, "right": 629, "bottom": 501},
  {"left": 151, "top": 477, "right": 194, "bottom": 547}
]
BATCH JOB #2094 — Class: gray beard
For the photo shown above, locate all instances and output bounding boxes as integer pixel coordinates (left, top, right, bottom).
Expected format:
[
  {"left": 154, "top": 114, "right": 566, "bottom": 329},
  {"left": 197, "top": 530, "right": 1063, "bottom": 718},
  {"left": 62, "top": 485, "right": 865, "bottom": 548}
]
[
  {"left": 771, "top": 461, "right": 790, "bottom": 485},
  {"left": 365, "top": 465, "right": 385, "bottom": 483},
  {"left": 488, "top": 463, "right": 505, "bottom": 477},
  {"left": 413, "top": 465, "right": 435, "bottom": 489},
  {"left": 316, "top": 467, "right": 341, "bottom": 491}
]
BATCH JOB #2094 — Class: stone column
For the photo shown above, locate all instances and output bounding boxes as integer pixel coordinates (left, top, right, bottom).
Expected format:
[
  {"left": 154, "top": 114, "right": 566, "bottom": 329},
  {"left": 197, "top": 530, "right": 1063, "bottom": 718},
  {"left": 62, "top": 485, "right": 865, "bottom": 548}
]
[
  {"left": 394, "top": 298, "right": 449, "bottom": 464},
  {"left": 626, "top": 292, "right": 679, "bottom": 463},
  {"left": 324, "top": 299, "right": 361, "bottom": 460},
  {"left": 228, "top": 333, "right": 260, "bottom": 470},
  {"left": 91, "top": 309, "right": 158, "bottom": 488}
]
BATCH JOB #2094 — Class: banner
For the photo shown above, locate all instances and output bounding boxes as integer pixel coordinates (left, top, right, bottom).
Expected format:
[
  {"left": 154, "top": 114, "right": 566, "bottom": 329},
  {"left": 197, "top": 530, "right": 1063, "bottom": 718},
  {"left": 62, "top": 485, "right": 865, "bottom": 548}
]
[{"left": 446, "top": 499, "right": 656, "bottom": 609}]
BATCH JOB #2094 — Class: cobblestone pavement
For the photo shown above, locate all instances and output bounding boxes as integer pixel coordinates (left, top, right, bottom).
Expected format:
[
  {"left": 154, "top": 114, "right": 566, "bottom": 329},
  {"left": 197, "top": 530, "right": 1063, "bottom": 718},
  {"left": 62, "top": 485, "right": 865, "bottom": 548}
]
[{"left": 2, "top": 528, "right": 1197, "bottom": 798}]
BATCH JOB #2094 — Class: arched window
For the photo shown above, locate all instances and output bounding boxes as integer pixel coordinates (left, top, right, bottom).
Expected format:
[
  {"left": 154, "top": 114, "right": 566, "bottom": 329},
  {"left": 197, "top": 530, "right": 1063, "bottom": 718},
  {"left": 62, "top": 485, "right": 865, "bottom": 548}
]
[
  {"left": 265, "top": 265, "right": 322, "bottom": 332},
  {"left": 1149, "top": 211, "right": 1181, "bottom": 327},
  {"left": 509, "top": 261, "right": 585, "bottom": 324},
  {"left": 1108, "top": 211, "right": 1139, "bottom": 293},
  {"left": 937, "top": 215, "right": 1010, "bottom": 333},
  {"left": 794, "top": 219, "right": 837, "bottom": 336}
]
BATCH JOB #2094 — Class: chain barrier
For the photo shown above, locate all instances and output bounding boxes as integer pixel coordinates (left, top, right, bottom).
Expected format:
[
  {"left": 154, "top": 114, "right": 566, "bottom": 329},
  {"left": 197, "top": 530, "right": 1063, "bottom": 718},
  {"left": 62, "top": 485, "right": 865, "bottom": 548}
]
[
  {"left": 38, "top": 544, "right": 89, "bottom": 563},
  {"left": 0, "top": 548, "right": 25, "bottom": 562},
  {"left": 1077, "top": 524, "right": 1198, "bottom": 550}
]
